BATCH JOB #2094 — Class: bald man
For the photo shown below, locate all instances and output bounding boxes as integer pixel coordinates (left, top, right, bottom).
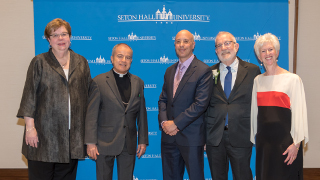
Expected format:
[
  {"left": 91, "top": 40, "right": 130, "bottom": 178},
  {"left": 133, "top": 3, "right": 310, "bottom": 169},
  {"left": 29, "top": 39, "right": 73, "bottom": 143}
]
[{"left": 158, "top": 30, "right": 213, "bottom": 180}]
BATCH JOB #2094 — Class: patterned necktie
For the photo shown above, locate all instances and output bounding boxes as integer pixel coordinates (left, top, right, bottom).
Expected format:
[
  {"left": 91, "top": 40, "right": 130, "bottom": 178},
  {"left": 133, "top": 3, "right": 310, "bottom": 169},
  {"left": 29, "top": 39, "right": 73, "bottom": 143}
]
[
  {"left": 173, "top": 64, "right": 185, "bottom": 97},
  {"left": 224, "top": 66, "right": 232, "bottom": 126}
]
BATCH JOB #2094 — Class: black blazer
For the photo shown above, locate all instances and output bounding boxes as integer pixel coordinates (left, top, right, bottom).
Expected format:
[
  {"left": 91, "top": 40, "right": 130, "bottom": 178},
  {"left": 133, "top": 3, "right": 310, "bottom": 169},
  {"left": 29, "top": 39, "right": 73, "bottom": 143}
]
[
  {"left": 205, "top": 57, "right": 260, "bottom": 147},
  {"left": 159, "top": 56, "right": 213, "bottom": 146}
]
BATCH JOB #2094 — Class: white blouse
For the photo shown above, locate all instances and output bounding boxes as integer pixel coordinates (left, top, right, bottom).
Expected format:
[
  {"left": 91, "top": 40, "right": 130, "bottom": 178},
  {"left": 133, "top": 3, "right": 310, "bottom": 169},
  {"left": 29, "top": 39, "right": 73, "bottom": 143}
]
[{"left": 250, "top": 73, "right": 309, "bottom": 145}]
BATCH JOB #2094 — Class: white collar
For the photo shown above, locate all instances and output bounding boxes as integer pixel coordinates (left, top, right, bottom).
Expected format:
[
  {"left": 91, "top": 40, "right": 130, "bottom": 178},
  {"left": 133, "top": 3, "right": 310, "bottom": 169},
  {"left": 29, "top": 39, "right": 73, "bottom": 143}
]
[
  {"left": 113, "top": 69, "right": 128, "bottom": 78},
  {"left": 220, "top": 58, "right": 239, "bottom": 72}
]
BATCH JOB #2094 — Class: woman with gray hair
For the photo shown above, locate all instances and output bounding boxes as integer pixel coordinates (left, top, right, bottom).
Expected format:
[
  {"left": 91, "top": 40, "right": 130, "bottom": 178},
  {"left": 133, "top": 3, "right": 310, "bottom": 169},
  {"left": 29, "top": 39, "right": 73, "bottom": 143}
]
[{"left": 250, "top": 33, "right": 308, "bottom": 180}]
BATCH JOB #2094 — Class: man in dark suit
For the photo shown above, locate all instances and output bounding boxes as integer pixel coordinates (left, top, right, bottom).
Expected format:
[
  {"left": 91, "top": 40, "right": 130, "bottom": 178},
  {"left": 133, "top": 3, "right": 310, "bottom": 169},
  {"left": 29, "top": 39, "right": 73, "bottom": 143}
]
[
  {"left": 158, "top": 30, "right": 213, "bottom": 180},
  {"left": 85, "top": 43, "right": 148, "bottom": 180},
  {"left": 205, "top": 31, "right": 261, "bottom": 180}
]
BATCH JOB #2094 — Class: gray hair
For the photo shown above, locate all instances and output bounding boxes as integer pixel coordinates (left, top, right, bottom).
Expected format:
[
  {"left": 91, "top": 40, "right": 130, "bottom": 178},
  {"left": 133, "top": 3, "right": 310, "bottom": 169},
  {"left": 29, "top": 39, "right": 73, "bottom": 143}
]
[
  {"left": 254, "top": 33, "right": 280, "bottom": 58},
  {"left": 215, "top": 31, "right": 237, "bottom": 45},
  {"left": 111, "top": 43, "right": 133, "bottom": 57}
]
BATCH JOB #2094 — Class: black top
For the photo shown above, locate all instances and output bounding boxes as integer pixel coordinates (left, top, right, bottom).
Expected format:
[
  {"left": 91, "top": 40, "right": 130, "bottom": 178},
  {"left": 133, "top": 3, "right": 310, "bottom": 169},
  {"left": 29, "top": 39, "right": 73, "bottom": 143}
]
[{"left": 113, "top": 70, "right": 131, "bottom": 107}]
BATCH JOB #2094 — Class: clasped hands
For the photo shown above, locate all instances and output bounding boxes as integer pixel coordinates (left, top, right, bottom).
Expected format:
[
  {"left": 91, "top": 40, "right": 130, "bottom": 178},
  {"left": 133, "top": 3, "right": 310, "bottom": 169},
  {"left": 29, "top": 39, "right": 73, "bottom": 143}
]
[{"left": 162, "top": 120, "right": 179, "bottom": 136}]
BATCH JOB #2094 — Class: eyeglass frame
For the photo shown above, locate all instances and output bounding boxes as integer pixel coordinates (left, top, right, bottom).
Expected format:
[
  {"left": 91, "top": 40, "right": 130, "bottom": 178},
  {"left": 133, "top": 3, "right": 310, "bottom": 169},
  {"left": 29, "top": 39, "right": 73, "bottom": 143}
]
[
  {"left": 215, "top": 41, "right": 235, "bottom": 49},
  {"left": 49, "top": 32, "right": 69, "bottom": 39}
]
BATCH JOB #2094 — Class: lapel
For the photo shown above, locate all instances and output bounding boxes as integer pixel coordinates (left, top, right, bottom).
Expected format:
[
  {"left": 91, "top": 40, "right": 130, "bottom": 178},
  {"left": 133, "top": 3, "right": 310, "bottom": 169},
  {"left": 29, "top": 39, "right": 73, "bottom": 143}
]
[
  {"left": 46, "top": 49, "right": 68, "bottom": 81},
  {"left": 125, "top": 73, "right": 138, "bottom": 112},
  {"left": 173, "top": 57, "right": 197, "bottom": 101},
  {"left": 105, "top": 70, "right": 126, "bottom": 110},
  {"left": 168, "top": 62, "right": 178, "bottom": 100},
  {"left": 212, "top": 62, "right": 226, "bottom": 100},
  {"left": 45, "top": 49, "right": 80, "bottom": 82},
  {"left": 228, "top": 58, "right": 248, "bottom": 100}
]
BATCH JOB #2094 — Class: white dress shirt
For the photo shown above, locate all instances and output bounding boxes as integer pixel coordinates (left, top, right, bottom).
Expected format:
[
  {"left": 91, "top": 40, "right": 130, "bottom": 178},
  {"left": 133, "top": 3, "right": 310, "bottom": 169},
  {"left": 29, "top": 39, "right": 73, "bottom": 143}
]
[{"left": 219, "top": 58, "right": 239, "bottom": 91}]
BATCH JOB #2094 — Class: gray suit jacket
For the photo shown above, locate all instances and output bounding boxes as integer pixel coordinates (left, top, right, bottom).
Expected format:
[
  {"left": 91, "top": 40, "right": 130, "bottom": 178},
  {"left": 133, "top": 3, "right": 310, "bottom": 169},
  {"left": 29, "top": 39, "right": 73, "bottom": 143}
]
[
  {"left": 85, "top": 70, "right": 148, "bottom": 155},
  {"left": 205, "top": 58, "right": 260, "bottom": 147}
]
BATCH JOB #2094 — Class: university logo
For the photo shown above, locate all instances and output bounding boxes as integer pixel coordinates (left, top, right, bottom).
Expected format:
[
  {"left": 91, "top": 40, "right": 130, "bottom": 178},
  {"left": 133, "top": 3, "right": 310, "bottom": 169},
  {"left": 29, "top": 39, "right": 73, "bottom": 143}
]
[
  {"left": 87, "top": 55, "right": 112, "bottom": 65},
  {"left": 193, "top": 32, "right": 215, "bottom": 41},
  {"left": 71, "top": 36, "right": 92, "bottom": 40},
  {"left": 146, "top": 107, "right": 158, "bottom": 111},
  {"left": 108, "top": 32, "right": 156, "bottom": 41},
  {"left": 171, "top": 32, "right": 281, "bottom": 42},
  {"left": 203, "top": 59, "right": 220, "bottom": 64},
  {"left": 144, "top": 84, "right": 157, "bottom": 88},
  {"left": 203, "top": 59, "right": 250, "bottom": 64},
  {"left": 118, "top": 5, "right": 210, "bottom": 24},
  {"left": 235, "top": 32, "right": 281, "bottom": 41},
  {"left": 140, "top": 55, "right": 178, "bottom": 64},
  {"left": 142, "top": 154, "right": 161, "bottom": 158},
  {"left": 42, "top": 35, "right": 92, "bottom": 40},
  {"left": 148, "top": 131, "right": 157, "bottom": 136},
  {"left": 172, "top": 32, "right": 215, "bottom": 41}
]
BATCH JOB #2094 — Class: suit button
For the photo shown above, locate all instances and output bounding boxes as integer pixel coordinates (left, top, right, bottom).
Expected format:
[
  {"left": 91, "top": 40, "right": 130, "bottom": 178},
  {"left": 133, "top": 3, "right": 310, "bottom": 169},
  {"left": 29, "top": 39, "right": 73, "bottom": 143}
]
[
  {"left": 123, "top": 126, "right": 126, "bottom": 128},
  {"left": 171, "top": 105, "right": 174, "bottom": 107},
  {"left": 125, "top": 112, "right": 127, "bottom": 114}
]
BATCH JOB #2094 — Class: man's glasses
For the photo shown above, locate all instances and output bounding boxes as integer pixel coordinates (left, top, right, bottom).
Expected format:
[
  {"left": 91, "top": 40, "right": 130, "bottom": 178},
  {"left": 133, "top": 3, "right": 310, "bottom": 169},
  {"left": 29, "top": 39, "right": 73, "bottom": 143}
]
[{"left": 215, "top": 41, "right": 235, "bottom": 49}]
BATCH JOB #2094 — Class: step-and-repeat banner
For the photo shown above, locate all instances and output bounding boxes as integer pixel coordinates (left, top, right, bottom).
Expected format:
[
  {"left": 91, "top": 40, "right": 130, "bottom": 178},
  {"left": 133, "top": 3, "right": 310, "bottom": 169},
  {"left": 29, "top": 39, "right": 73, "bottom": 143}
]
[{"left": 33, "top": 0, "right": 288, "bottom": 179}]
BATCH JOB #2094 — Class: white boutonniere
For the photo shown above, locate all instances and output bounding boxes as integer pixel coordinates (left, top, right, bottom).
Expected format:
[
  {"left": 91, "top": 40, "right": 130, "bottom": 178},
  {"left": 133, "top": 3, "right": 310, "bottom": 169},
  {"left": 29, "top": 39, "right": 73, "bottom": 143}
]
[{"left": 212, "top": 69, "right": 220, "bottom": 84}]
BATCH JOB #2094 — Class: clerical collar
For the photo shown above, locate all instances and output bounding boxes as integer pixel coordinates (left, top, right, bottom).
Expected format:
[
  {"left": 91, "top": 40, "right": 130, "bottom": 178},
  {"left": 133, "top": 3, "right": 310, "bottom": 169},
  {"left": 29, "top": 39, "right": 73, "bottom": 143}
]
[{"left": 113, "top": 69, "right": 128, "bottom": 78}]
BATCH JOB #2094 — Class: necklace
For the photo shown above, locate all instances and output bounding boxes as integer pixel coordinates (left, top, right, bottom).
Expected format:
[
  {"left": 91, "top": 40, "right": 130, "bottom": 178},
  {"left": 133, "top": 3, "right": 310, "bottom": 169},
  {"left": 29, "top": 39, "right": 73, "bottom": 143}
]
[
  {"left": 58, "top": 51, "right": 70, "bottom": 68},
  {"left": 61, "top": 61, "right": 68, "bottom": 68}
]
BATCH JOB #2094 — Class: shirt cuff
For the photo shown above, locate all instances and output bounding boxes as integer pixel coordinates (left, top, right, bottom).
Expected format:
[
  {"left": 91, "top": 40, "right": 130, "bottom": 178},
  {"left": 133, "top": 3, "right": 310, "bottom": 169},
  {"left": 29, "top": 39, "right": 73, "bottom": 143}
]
[{"left": 161, "top": 120, "right": 167, "bottom": 127}]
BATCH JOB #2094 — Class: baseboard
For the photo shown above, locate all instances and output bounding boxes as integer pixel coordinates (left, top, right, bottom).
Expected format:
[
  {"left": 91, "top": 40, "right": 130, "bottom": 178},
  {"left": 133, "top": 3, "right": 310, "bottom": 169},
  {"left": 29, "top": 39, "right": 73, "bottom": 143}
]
[
  {"left": 0, "top": 169, "right": 28, "bottom": 180},
  {"left": 304, "top": 168, "right": 320, "bottom": 180}
]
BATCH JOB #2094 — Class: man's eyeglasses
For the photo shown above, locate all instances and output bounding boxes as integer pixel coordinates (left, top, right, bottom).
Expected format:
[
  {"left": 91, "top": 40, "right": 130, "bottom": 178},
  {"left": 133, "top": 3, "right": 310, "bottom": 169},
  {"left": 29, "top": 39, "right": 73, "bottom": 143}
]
[{"left": 215, "top": 41, "right": 235, "bottom": 49}]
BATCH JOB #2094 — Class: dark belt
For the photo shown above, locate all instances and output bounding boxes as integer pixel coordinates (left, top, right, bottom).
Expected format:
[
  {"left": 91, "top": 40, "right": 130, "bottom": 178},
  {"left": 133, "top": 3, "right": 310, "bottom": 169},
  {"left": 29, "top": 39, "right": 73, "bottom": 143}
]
[{"left": 224, "top": 125, "right": 228, "bottom": 130}]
